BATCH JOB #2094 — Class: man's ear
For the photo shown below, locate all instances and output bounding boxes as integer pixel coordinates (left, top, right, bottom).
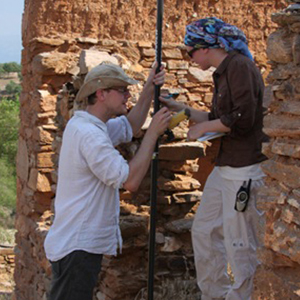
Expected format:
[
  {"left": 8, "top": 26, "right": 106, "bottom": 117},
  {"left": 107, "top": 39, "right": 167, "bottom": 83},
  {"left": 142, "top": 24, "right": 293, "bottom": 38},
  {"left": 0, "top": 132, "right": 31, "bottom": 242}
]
[{"left": 96, "top": 89, "right": 105, "bottom": 102}]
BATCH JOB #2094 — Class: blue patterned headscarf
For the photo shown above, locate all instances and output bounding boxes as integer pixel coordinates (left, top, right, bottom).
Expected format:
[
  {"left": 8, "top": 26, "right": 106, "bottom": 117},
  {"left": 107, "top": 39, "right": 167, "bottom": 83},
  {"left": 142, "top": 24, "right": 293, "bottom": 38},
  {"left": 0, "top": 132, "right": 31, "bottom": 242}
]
[{"left": 184, "top": 17, "right": 253, "bottom": 61}]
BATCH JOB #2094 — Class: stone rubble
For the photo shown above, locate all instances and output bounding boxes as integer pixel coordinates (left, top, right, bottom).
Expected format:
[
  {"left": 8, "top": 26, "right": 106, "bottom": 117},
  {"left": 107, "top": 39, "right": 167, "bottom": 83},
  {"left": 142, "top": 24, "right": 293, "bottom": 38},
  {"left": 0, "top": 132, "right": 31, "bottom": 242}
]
[{"left": 0, "top": 246, "right": 15, "bottom": 294}]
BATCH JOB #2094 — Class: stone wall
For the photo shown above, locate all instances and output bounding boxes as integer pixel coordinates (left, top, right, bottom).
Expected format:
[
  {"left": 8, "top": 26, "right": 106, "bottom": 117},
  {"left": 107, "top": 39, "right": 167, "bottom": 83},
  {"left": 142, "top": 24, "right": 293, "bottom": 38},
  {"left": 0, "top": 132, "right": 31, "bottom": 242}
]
[
  {"left": 253, "top": 1, "right": 300, "bottom": 299},
  {"left": 14, "top": 0, "right": 288, "bottom": 300},
  {"left": 0, "top": 246, "right": 15, "bottom": 293}
]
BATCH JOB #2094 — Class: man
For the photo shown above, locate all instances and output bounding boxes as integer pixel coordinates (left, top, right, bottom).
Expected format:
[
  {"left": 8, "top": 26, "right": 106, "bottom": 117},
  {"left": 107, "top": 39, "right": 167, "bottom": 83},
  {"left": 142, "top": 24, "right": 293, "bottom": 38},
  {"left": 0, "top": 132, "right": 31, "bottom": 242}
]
[
  {"left": 44, "top": 62, "right": 171, "bottom": 300},
  {"left": 160, "top": 17, "right": 268, "bottom": 300}
]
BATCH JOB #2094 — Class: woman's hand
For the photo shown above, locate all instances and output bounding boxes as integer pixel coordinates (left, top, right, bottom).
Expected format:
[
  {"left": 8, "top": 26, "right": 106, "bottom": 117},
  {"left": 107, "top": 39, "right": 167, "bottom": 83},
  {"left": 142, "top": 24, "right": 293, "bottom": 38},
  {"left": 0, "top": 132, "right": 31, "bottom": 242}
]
[
  {"left": 159, "top": 94, "right": 184, "bottom": 112},
  {"left": 187, "top": 119, "right": 231, "bottom": 140},
  {"left": 187, "top": 123, "right": 206, "bottom": 141}
]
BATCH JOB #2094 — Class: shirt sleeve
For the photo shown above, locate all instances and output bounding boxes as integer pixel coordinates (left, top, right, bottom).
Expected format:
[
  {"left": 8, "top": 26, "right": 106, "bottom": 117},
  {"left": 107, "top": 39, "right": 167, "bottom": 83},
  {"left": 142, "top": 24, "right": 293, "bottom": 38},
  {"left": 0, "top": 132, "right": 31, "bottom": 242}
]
[
  {"left": 106, "top": 116, "right": 133, "bottom": 146},
  {"left": 80, "top": 129, "right": 129, "bottom": 189},
  {"left": 220, "top": 59, "right": 262, "bottom": 136},
  {"left": 208, "top": 106, "right": 216, "bottom": 121}
]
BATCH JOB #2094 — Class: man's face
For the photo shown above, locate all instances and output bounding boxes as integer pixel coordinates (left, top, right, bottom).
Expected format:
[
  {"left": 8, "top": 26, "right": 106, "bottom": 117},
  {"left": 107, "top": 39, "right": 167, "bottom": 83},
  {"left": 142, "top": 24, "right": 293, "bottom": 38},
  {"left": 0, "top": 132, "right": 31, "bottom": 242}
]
[
  {"left": 186, "top": 46, "right": 211, "bottom": 70},
  {"left": 104, "top": 87, "right": 131, "bottom": 116}
]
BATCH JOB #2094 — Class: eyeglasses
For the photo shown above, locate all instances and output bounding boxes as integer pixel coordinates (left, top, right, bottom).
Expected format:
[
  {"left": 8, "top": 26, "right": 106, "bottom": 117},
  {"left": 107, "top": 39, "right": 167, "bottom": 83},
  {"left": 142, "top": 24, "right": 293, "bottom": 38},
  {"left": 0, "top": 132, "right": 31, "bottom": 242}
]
[
  {"left": 106, "top": 87, "right": 130, "bottom": 95},
  {"left": 187, "top": 48, "right": 199, "bottom": 58}
]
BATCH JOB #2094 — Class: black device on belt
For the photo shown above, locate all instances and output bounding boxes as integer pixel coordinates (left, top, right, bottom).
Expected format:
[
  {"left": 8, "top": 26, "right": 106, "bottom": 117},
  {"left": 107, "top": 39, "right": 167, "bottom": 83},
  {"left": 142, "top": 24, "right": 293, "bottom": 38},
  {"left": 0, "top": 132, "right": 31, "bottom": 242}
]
[{"left": 234, "top": 179, "right": 252, "bottom": 212}]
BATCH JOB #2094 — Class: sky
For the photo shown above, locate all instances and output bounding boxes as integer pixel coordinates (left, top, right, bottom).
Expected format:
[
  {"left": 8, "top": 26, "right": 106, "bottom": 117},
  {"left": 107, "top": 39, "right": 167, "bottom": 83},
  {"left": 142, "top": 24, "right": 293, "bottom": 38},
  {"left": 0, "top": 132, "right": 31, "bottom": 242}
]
[{"left": 0, "top": 0, "right": 25, "bottom": 63}]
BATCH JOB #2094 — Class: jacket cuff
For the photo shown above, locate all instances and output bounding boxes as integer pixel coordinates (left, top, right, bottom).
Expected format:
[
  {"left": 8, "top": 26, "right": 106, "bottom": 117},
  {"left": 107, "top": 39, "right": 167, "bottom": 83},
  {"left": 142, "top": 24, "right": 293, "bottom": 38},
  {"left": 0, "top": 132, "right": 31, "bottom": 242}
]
[{"left": 208, "top": 112, "right": 216, "bottom": 121}]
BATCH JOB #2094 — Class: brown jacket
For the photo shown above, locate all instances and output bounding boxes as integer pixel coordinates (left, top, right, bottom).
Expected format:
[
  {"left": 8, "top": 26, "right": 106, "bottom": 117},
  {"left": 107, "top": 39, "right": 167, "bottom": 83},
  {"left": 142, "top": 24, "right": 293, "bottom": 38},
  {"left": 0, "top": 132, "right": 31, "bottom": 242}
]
[{"left": 208, "top": 51, "right": 268, "bottom": 167}]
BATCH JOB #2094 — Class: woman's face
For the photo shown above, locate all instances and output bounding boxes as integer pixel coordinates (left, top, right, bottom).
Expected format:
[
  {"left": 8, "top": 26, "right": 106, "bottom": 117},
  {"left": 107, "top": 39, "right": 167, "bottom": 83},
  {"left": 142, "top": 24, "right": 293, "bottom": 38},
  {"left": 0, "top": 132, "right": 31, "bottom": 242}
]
[{"left": 186, "top": 46, "right": 211, "bottom": 71}]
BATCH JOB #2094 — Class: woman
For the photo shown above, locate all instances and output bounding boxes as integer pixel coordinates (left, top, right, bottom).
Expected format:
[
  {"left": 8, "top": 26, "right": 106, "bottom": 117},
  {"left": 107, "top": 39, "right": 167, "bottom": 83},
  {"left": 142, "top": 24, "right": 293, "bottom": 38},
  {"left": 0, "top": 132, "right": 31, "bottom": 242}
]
[{"left": 160, "top": 17, "right": 268, "bottom": 300}]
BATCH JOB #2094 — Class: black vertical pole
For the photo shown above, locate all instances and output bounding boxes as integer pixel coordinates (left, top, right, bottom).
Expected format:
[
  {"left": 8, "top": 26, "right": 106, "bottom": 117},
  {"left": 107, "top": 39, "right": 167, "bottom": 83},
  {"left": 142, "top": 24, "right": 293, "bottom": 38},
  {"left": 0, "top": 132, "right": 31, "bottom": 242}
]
[{"left": 147, "top": 1, "right": 163, "bottom": 300}]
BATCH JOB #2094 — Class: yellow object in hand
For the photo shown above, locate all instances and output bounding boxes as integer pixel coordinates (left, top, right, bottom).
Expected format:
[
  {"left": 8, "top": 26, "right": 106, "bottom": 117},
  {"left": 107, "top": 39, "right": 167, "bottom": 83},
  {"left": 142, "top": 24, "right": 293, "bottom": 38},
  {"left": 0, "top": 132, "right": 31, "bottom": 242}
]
[{"left": 168, "top": 108, "right": 191, "bottom": 129}]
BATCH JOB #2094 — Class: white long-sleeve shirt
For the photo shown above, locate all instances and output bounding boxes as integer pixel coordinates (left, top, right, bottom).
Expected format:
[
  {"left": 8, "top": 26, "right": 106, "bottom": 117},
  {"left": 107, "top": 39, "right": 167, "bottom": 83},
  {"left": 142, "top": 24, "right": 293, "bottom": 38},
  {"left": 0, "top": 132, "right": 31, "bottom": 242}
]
[{"left": 44, "top": 111, "right": 133, "bottom": 261}]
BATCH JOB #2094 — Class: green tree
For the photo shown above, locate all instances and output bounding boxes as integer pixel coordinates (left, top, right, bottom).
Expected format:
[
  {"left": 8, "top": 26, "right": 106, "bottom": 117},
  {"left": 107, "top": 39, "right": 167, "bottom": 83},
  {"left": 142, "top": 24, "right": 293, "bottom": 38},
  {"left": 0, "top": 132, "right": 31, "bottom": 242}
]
[
  {"left": 0, "top": 64, "right": 5, "bottom": 74},
  {"left": 5, "top": 81, "right": 22, "bottom": 96},
  {"left": 0, "top": 99, "right": 19, "bottom": 230},
  {"left": 0, "top": 62, "right": 21, "bottom": 74},
  {"left": 0, "top": 157, "right": 17, "bottom": 212},
  {"left": 0, "top": 99, "right": 20, "bottom": 166}
]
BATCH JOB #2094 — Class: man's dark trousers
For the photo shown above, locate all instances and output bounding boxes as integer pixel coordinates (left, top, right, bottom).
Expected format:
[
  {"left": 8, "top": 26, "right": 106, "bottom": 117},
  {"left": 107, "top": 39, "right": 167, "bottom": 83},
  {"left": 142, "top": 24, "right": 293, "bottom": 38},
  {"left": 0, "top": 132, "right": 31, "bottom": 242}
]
[{"left": 48, "top": 250, "right": 103, "bottom": 300}]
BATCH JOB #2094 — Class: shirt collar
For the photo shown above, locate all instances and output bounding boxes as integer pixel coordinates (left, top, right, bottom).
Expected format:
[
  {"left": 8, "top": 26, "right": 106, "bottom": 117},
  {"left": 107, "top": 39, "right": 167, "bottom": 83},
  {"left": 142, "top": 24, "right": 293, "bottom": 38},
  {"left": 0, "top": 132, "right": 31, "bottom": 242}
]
[
  {"left": 214, "top": 51, "right": 238, "bottom": 76},
  {"left": 74, "top": 110, "right": 107, "bottom": 131}
]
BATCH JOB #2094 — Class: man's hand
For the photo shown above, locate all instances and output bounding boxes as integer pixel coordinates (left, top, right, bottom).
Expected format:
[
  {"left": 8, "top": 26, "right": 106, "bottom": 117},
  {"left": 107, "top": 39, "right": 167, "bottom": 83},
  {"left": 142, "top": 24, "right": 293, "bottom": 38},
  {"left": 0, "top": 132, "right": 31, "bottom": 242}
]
[
  {"left": 146, "top": 62, "right": 166, "bottom": 87},
  {"left": 148, "top": 107, "right": 172, "bottom": 138},
  {"left": 124, "top": 107, "right": 171, "bottom": 192},
  {"left": 127, "top": 62, "right": 166, "bottom": 136}
]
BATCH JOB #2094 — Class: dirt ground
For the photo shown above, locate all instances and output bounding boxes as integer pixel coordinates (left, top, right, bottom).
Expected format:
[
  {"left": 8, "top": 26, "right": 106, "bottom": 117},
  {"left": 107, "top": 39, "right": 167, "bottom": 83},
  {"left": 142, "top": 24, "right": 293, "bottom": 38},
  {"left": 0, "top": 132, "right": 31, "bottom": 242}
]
[{"left": 0, "top": 73, "right": 20, "bottom": 91}]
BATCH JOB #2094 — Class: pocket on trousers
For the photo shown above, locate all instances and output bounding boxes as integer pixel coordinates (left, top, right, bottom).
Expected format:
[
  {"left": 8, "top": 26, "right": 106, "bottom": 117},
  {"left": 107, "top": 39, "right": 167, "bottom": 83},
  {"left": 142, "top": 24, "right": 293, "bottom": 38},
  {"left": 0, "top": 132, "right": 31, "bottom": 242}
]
[
  {"left": 70, "top": 252, "right": 103, "bottom": 296},
  {"left": 231, "top": 249, "right": 259, "bottom": 281},
  {"left": 51, "top": 260, "right": 60, "bottom": 277},
  {"left": 249, "top": 180, "right": 264, "bottom": 217}
]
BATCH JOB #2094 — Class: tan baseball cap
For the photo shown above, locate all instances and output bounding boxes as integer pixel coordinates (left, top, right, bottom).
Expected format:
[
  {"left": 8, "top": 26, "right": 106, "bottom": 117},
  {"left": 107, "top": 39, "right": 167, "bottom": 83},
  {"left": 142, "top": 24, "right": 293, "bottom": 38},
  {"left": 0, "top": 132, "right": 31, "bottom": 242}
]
[{"left": 75, "top": 63, "right": 138, "bottom": 101}]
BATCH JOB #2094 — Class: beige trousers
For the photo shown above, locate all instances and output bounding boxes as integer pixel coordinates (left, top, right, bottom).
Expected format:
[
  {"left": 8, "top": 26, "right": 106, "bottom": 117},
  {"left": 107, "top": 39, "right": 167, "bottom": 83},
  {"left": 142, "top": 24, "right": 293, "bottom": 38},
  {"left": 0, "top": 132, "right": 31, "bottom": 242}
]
[{"left": 192, "top": 167, "right": 264, "bottom": 300}]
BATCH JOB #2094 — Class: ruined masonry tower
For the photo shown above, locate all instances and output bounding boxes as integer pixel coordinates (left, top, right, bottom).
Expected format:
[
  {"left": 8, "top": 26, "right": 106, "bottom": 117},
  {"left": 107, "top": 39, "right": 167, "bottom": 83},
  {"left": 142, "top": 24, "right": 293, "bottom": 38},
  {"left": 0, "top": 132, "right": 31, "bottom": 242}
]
[{"left": 14, "top": 0, "right": 300, "bottom": 300}]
